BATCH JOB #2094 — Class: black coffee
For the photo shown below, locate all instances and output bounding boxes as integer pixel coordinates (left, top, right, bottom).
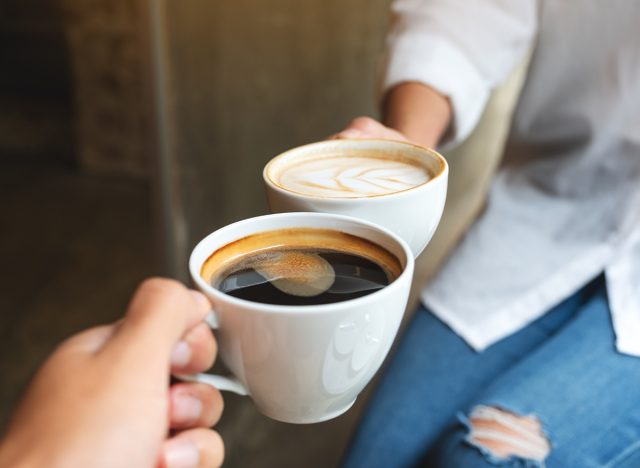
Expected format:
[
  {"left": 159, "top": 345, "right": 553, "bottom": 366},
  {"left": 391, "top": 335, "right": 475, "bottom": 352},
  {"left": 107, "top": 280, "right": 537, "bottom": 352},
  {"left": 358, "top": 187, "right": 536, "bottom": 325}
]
[
  {"left": 201, "top": 227, "right": 402, "bottom": 306},
  {"left": 214, "top": 248, "right": 391, "bottom": 306}
]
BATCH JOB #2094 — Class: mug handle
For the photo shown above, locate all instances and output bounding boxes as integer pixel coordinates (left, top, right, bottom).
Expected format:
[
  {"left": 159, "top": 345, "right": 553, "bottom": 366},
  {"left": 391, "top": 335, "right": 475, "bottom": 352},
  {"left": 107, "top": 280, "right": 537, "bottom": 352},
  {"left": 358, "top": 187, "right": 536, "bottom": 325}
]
[{"left": 174, "top": 311, "right": 249, "bottom": 396}]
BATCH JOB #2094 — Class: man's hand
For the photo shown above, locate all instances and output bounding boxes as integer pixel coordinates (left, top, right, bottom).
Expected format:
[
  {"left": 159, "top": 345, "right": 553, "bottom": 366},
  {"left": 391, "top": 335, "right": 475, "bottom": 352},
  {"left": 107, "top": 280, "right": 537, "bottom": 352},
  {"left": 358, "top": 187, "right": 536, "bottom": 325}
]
[{"left": 0, "top": 278, "right": 223, "bottom": 468}]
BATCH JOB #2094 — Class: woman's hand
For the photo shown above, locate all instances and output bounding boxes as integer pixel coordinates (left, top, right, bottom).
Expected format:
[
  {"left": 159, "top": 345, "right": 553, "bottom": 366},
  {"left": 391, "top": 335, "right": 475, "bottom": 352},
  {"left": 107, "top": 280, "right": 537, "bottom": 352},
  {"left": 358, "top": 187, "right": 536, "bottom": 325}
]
[
  {"left": 332, "top": 82, "right": 452, "bottom": 149},
  {"left": 331, "top": 116, "right": 412, "bottom": 143},
  {"left": 0, "top": 278, "right": 223, "bottom": 468}
]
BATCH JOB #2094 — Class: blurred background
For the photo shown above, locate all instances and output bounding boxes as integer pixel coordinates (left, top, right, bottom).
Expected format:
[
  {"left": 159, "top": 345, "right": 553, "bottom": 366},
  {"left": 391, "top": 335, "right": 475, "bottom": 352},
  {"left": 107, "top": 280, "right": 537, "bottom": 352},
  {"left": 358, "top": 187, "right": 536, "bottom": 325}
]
[{"left": 0, "top": 0, "right": 392, "bottom": 466}]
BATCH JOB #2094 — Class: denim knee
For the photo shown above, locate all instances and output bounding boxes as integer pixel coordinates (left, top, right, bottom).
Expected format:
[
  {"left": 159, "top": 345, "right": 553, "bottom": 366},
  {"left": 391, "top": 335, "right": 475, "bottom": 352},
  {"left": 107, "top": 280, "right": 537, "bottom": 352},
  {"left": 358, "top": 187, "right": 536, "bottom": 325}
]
[
  {"left": 428, "top": 425, "right": 495, "bottom": 468},
  {"left": 427, "top": 406, "right": 549, "bottom": 468}
]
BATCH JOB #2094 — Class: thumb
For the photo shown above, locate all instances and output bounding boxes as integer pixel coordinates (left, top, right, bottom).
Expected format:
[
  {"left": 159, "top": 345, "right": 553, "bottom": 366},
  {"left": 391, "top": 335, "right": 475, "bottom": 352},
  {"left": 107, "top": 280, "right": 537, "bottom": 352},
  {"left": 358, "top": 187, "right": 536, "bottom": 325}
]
[{"left": 103, "top": 278, "right": 211, "bottom": 365}]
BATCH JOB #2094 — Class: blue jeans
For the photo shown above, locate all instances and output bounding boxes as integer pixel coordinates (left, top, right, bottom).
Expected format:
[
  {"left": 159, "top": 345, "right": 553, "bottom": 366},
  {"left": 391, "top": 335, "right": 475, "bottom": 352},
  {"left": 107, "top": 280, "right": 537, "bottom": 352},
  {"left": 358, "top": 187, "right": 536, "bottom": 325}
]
[{"left": 342, "top": 276, "right": 640, "bottom": 467}]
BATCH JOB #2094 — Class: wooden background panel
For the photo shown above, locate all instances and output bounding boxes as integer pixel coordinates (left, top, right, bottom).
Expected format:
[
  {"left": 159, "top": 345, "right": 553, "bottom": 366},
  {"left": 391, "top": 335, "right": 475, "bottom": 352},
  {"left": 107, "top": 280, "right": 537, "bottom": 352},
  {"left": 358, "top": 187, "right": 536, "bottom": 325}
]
[
  {"left": 62, "top": 0, "right": 150, "bottom": 175},
  {"left": 151, "top": 2, "right": 395, "bottom": 465},
  {"left": 157, "top": 0, "right": 391, "bottom": 279},
  {"left": 0, "top": 0, "right": 73, "bottom": 163}
]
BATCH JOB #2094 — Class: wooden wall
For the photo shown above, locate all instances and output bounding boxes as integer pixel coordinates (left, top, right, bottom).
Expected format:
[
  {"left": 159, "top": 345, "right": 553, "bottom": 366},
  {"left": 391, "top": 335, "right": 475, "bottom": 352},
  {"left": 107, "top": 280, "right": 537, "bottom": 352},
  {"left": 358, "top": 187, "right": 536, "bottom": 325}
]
[
  {"left": 146, "top": 3, "right": 396, "bottom": 466},
  {"left": 62, "top": 0, "right": 149, "bottom": 176},
  {"left": 0, "top": 0, "right": 73, "bottom": 162},
  {"left": 150, "top": 0, "right": 392, "bottom": 279}
]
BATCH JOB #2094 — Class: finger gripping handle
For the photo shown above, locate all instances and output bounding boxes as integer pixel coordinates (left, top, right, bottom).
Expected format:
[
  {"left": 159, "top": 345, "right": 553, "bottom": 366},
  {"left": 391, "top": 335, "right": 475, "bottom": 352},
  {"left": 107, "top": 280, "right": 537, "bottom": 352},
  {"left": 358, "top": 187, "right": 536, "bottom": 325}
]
[
  {"left": 175, "top": 373, "right": 248, "bottom": 396},
  {"left": 174, "top": 310, "right": 248, "bottom": 396}
]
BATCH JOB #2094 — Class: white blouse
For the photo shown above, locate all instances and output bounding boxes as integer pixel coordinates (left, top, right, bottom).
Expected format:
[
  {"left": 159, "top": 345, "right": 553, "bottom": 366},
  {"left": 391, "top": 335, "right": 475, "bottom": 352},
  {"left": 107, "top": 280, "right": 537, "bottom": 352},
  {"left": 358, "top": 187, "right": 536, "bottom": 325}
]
[{"left": 382, "top": 0, "right": 640, "bottom": 356}]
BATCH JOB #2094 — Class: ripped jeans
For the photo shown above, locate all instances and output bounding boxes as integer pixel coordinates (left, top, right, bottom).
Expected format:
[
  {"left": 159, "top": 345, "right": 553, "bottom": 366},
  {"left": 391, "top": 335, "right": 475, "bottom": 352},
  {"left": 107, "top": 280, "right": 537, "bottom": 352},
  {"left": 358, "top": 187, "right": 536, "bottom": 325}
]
[{"left": 341, "top": 275, "right": 640, "bottom": 467}]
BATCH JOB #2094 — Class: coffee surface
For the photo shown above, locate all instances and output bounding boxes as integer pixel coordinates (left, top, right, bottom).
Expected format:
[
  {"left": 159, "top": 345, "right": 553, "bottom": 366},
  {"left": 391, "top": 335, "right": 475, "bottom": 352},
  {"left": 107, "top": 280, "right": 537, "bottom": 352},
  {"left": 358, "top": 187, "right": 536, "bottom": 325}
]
[
  {"left": 270, "top": 153, "right": 431, "bottom": 198},
  {"left": 201, "top": 228, "right": 402, "bottom": 306},
  {"left": 216, "top": 249, "right": 390, "bottom": 305}
]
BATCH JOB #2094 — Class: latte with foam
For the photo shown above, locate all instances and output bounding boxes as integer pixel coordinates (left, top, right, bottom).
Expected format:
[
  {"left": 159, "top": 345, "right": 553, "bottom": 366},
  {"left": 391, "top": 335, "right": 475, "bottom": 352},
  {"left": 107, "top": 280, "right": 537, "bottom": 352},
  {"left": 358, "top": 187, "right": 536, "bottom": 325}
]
[{"left": 266, "top": 150, "right": 432, "bottom": 198}]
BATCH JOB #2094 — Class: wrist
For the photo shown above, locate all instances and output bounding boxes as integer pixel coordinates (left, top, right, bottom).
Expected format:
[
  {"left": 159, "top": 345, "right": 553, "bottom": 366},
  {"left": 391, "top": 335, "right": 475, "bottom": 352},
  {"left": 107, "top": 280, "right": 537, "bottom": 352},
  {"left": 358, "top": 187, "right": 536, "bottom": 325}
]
[
  {"left": 0, "top": 432, "right": 70, "bottom": 468},
  {"left": 0, "top": 444, "right": 37, "bottom": 468},
  {"left": 383, "top": 82, "right": 452, "bottom": 148}
]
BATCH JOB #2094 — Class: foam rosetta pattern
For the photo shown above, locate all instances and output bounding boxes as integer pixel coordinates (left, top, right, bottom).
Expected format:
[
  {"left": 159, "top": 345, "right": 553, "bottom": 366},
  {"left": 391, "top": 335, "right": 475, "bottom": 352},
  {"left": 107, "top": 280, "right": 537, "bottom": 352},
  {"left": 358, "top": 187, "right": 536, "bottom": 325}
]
[{"left": 276, "top": 156, "right": 430, "bottom": 198}]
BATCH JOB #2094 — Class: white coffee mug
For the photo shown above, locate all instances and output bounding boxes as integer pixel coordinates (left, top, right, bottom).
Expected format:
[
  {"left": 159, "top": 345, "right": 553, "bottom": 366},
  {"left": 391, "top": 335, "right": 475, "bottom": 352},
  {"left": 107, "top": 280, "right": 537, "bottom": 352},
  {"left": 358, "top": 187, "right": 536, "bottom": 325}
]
[
  {"left": 263, "top": 139, "right": 448, "bottom": 258},
  {"left": 183, "top": 212, "right": 414, "bottom": 424}
]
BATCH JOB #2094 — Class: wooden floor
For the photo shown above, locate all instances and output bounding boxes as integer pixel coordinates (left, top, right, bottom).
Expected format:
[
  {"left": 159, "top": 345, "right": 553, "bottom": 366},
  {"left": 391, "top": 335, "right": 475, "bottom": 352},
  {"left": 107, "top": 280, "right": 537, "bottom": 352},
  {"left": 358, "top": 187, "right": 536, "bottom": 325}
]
[{"left": 0, "top": 163, "right": 368, "bottom": 467}]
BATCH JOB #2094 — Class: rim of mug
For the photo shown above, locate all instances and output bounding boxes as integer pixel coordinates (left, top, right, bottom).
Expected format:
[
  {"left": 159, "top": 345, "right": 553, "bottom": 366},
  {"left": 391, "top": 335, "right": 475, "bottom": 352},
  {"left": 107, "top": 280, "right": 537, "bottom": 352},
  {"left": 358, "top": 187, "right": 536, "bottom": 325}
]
[
  {"left": 263, "top": 139, "right": 448, "bottom": 201},
  {"left": 189, "top": 212, "right": 414, "bottom": 315}
]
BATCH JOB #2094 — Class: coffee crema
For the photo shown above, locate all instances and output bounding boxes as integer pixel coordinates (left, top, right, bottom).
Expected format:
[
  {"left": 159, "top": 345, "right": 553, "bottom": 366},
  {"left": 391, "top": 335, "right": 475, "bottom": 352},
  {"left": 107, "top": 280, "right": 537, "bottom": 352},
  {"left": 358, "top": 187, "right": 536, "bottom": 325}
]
[
  {"left": 267, "top": 152, "right": 431, "bottom": 198},
  {"left": 201, "top": 228, "right": 402, "bottom": 306}
]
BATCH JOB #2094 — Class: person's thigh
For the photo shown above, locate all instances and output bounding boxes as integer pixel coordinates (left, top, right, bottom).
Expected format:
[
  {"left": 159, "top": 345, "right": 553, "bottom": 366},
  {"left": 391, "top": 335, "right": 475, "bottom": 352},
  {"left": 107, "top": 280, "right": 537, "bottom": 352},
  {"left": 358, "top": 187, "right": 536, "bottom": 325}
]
[
  {"left": 342, "top": 286, "right": 590, "bottom": 468},
  {"left": 427, "top": 282, "right": 640, "bottom": 468}
]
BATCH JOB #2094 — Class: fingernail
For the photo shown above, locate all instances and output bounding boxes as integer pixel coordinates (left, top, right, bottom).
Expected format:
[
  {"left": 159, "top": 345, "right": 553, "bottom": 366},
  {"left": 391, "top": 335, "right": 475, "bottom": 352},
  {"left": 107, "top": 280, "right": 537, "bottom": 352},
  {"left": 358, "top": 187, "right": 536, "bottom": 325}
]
[
  {"left": 190, "top": 290, "right": 210, "bottom": 307},
  {"left": 173, "top": 393, "right": 203, "bottom": 424},
  {"left": 170, "top": 340, "right": 192, "bottom": 367},
  {"left": 340, "top": 128, "right": 363, "bottom": 138},
  {"left": 165, "top": 438, "right": 199, "bottom": 468}
]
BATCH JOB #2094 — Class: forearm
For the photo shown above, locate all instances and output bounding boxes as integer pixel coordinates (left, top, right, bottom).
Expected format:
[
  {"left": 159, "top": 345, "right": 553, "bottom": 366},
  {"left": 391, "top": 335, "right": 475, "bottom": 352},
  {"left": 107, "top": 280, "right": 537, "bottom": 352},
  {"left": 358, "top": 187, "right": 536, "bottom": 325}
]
[{"left": 383, "top": 82, "right": 452, "bottom": 149}]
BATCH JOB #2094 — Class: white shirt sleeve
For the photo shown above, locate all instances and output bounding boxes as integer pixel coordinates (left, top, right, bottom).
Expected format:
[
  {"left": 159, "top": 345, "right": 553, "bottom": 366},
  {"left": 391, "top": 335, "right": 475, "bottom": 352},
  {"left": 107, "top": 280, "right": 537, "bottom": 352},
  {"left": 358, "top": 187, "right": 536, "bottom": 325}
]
[{"left": 381, "top": 0, "right": 539, "bottom": 146}]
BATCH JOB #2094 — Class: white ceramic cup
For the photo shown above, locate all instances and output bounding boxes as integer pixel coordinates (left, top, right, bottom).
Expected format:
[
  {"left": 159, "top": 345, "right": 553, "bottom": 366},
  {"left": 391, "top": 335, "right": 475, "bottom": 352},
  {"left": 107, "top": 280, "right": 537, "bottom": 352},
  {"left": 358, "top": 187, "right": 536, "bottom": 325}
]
[
  {"left": 263, "top": 139, "right": 448, "bottom": 258},
  {"left": 185, "top": 212, "right": 414, "bottom": 424}
]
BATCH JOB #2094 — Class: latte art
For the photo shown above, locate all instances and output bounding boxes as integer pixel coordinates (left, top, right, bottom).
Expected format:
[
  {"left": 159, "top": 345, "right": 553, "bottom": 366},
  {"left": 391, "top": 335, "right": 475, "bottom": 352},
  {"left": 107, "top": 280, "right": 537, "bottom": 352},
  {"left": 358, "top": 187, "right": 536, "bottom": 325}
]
[{"left": 272, "top": 155, "right": 431, "bottom": 198}]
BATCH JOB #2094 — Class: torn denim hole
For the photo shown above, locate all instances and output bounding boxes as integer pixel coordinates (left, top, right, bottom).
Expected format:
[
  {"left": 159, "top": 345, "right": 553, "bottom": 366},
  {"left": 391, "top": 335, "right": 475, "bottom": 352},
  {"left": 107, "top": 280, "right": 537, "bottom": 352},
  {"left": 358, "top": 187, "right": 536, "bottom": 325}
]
[{"left": 458, "top": 405, "right": 551, "bottom": 467}]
